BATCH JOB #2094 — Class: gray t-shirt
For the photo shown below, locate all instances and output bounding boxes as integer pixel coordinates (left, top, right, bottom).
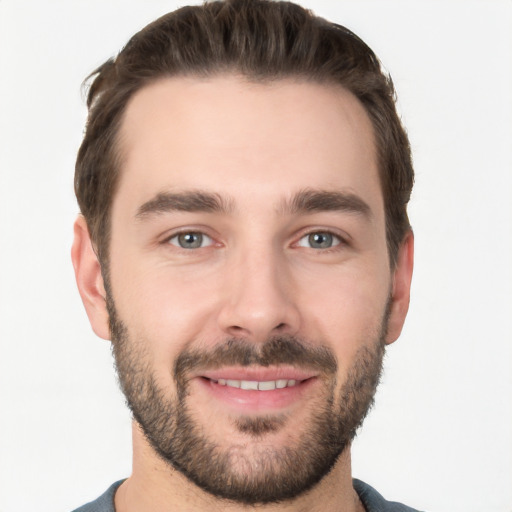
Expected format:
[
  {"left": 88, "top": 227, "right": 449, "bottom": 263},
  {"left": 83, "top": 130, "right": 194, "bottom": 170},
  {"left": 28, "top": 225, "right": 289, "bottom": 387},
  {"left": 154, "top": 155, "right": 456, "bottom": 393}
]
[{"left": 72, "top": 479, "right": 423, "bottom": 511}]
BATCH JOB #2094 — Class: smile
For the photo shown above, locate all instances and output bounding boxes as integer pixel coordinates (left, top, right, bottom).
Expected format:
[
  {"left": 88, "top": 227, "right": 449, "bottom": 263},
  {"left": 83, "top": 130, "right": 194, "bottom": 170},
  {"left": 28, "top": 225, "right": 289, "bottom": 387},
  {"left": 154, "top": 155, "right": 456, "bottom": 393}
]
[
  {"left": 196, "top": 371, "right": 318, "bottom": 411},
  {"left": 209, "top": 378, "right": 300, "bottom": 391}
]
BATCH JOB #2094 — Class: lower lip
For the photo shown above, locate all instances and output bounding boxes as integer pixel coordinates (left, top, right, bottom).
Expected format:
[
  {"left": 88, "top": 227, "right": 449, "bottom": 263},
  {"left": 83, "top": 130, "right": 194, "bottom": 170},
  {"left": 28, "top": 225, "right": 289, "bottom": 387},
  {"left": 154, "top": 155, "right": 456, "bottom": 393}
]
[{"left": 196, "top": 377, "right": 317, "bottom": 412}]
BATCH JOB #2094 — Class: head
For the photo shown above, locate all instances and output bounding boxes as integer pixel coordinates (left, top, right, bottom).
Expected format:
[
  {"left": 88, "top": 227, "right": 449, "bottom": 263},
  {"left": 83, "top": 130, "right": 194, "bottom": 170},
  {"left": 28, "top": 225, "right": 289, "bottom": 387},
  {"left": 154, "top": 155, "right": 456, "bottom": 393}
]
[
  {"left": 75, "top": 0, "right": 413, "bottom": 270},
  {"left": 72, "top": 0, "right": 414, "bottom": 506}
]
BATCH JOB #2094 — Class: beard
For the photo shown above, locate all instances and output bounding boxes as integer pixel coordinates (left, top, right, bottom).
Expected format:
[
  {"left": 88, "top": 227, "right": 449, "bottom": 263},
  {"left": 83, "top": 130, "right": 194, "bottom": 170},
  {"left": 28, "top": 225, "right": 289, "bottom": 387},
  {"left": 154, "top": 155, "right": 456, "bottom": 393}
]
[{"left": 108, "top": 296, "right": 387, "bottom": 505}]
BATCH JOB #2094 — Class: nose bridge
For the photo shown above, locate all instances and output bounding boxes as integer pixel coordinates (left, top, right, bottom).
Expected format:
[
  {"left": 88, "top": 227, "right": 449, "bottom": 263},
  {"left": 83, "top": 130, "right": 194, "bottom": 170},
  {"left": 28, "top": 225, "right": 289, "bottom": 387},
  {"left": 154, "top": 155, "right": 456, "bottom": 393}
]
[{"left": 217, "top": 237, "right": 300, "bottom": 341}]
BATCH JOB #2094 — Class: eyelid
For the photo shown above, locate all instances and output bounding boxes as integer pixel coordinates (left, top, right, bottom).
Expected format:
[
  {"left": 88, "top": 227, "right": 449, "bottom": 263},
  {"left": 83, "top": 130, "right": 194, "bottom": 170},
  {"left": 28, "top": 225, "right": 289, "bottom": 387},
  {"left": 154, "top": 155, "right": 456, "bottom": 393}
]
[
  {"left": 168, "top": 232, "right": 213, "bottom": 248},
  {"left": 294, "top": 228, "right": 349, "bottom": 249},
  {"left": 160, "top": 227, "right": 219, "bottom": 248},
  {"left": 158, "top": 226, "right": 349, "bottom": 250}
]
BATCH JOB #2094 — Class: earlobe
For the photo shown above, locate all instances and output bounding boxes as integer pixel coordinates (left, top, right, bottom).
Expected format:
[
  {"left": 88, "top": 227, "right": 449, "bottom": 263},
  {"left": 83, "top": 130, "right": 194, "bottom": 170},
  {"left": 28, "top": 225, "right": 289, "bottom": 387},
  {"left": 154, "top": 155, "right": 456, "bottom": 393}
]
[
  {"left": 71, "top": 215, "right": 111, "bottom": 340},
  {"left": 385, "top": 230, "right": 414, "bottom": 345}
]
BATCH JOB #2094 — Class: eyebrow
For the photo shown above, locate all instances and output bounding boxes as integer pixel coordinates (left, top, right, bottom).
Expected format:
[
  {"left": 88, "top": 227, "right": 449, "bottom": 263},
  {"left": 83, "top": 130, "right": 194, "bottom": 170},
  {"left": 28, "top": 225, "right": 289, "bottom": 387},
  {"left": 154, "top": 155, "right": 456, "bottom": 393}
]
[
  {"left": 280, "top": 189, "right": 372, "bottom": 219},
  {"left": 136, "top": 190, "right": 234, "bottom": 219},
  {"left": 135, "top": 188, "right": 372, "bottom": 220}
]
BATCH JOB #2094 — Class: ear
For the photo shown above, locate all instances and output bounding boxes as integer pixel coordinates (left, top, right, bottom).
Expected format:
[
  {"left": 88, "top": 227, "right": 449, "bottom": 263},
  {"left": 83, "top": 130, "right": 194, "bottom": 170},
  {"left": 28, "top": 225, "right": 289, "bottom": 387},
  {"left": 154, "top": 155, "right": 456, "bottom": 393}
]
[
  {"left": 71, "top": 215, "right": 111, "bottom": 340},
  {"left": 385, "top": 230, "right": 414, "bottom": 345}
]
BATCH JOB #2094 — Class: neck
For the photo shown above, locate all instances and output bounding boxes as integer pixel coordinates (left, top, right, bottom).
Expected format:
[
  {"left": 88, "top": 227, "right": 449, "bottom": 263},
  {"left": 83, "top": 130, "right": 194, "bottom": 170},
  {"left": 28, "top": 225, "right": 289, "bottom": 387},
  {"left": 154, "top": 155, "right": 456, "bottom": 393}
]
[{"left": 115, "top": 422, "right": 362, "bottom": 512}]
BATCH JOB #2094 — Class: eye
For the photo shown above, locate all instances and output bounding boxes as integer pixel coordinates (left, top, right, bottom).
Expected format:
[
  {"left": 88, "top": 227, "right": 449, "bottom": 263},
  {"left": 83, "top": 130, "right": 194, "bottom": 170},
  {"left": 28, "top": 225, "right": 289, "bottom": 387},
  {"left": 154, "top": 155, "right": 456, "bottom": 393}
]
[
  {"left": 168, "top": 232, "right": 213, "bottom": 249},
  {"left": 297, "top": 231, "right": 342, "bottom": 249}
]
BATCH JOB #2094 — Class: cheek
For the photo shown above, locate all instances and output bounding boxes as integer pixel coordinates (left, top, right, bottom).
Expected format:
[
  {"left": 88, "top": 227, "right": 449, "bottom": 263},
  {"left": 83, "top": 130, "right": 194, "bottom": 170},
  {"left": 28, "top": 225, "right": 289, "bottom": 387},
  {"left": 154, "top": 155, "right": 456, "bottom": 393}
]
[
  {"left": 296, "top": 263, "right": 390, "bottom": 358},
  {"left": 110, "top": 261, "right": 223, "bottom": 353}
]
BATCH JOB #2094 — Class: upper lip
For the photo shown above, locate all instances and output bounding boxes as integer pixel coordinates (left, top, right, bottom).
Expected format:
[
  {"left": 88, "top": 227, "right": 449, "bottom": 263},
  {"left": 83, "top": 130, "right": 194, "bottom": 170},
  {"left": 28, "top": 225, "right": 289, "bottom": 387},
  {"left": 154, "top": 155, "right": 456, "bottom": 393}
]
[{"left": 198, "top": 366, "right": 318, "bottom": 382}]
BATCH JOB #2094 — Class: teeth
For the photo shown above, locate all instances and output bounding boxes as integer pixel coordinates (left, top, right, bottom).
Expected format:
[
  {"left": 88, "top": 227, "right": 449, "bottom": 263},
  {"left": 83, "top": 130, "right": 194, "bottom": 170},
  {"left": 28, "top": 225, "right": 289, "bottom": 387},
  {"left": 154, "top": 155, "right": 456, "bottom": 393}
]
[
  {"left": 240, "top": 380, "right": 259, "bottom": 390},
  {"left": 213, "top": 379, "right": 299, "bottom": 391},
  {"left": 258, "top": 381, "right": 276, "bottom": 391}
]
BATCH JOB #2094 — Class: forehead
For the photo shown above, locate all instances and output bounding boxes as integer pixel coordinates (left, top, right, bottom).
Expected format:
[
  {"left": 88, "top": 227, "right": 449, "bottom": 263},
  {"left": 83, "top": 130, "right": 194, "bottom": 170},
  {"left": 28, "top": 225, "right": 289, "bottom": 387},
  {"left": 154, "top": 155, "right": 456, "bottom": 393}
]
[{"left": 115, "top": 75, "right": 381, "bottom": 215}]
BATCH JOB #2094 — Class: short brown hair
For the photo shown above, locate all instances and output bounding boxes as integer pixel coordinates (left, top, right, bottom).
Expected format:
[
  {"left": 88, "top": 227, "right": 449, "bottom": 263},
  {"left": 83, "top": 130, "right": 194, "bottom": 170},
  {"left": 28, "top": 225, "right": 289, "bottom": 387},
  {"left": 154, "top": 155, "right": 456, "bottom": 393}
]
[{"left": 75, "top": 0, "right": 413, "bottom": 267}]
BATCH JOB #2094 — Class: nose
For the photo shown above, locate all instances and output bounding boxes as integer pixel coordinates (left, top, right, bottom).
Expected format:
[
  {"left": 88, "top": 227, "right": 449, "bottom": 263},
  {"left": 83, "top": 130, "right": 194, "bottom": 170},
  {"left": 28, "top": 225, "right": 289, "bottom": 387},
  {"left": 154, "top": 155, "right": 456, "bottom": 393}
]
[{"left": 217, "top": 247, "right": 301, "bottom": 342}]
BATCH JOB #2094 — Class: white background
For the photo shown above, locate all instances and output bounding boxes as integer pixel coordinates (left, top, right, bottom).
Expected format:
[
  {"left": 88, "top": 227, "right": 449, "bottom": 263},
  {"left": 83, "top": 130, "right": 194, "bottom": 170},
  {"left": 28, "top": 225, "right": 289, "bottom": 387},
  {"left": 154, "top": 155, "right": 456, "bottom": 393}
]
[{"left": 1, "top": 1, "right": 511, "bottom": 511}]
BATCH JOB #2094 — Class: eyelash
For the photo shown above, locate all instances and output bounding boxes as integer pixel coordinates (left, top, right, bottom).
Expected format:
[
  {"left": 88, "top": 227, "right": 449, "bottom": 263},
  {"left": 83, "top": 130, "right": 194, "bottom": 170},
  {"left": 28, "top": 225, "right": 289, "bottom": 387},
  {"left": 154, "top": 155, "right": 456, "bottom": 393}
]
[
  {"left": 165, "top": 230, "right": 215, "bottom": 249},
  {"left": 162, "top": 228, "right": 348, "bottom": 252},
  {"left": 295, "top": 229, "right": 350, "bottom": 253}
]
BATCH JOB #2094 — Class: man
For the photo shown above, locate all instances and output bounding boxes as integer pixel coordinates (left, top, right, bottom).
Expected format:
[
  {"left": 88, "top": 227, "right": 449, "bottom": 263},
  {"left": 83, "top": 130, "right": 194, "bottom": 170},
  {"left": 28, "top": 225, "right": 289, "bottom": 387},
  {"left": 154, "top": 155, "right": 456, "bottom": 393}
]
[{"left": 71, "top": 0, "right": 417, "bottom": 510}]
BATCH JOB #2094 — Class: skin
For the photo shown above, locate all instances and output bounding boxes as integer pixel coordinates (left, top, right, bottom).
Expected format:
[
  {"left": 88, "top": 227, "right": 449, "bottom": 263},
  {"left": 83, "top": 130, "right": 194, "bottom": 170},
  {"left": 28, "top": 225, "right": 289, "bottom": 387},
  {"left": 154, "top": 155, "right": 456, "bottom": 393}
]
[{"left": 72, "top": 76, "right": 413, "bottom": 512}]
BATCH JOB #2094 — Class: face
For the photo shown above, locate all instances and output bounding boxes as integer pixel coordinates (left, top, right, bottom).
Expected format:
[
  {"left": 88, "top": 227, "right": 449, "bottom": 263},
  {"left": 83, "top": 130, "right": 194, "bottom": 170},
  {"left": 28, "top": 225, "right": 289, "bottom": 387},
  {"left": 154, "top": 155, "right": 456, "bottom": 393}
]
[{"left": 75, "top": 76, "right": 412, "bottom": 504}]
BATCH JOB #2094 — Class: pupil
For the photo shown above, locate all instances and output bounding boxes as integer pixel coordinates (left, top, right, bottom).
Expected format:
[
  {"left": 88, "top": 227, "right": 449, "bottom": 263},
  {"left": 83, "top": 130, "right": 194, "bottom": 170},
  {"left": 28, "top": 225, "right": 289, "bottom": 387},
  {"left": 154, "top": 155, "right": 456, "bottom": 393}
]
[
  {"left": 309, "top": 232, "right": 332, "bottom": 248},
  {"left": 179, "top": 232, "right": 202, "bottom": 248}
]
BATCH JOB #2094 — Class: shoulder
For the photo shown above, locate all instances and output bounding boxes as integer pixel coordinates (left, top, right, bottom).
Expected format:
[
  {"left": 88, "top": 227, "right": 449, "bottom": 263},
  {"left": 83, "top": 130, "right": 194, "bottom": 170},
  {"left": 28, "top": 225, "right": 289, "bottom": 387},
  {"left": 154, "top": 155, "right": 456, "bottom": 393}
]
[
  {"left": 71, "top": 480, "right": 125, "bottom": 512},
  {"left": 353, "top": 479, "right": 425, "bottom": 512}
]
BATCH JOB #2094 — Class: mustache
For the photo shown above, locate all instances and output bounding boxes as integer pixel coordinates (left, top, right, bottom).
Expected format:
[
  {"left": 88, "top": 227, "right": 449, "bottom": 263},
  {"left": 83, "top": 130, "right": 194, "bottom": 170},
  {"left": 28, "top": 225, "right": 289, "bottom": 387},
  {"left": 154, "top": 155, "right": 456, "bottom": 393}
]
[{"left": 174, "top": 335, "right": 337, "bottom": 381}]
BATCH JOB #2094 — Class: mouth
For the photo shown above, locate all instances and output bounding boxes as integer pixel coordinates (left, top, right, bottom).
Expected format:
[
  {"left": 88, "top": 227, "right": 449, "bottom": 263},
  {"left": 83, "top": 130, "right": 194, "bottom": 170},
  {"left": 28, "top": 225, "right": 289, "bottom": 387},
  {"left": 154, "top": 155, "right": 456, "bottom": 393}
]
[
  {"left": 199, "top": 367, "right": 316, "bottom": 389},
  {"left": 194, "top": 368, "right": 318, "bottom": 412},
  {"left": 208, "top": 377, "right": 302, "bottom": 391}
]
